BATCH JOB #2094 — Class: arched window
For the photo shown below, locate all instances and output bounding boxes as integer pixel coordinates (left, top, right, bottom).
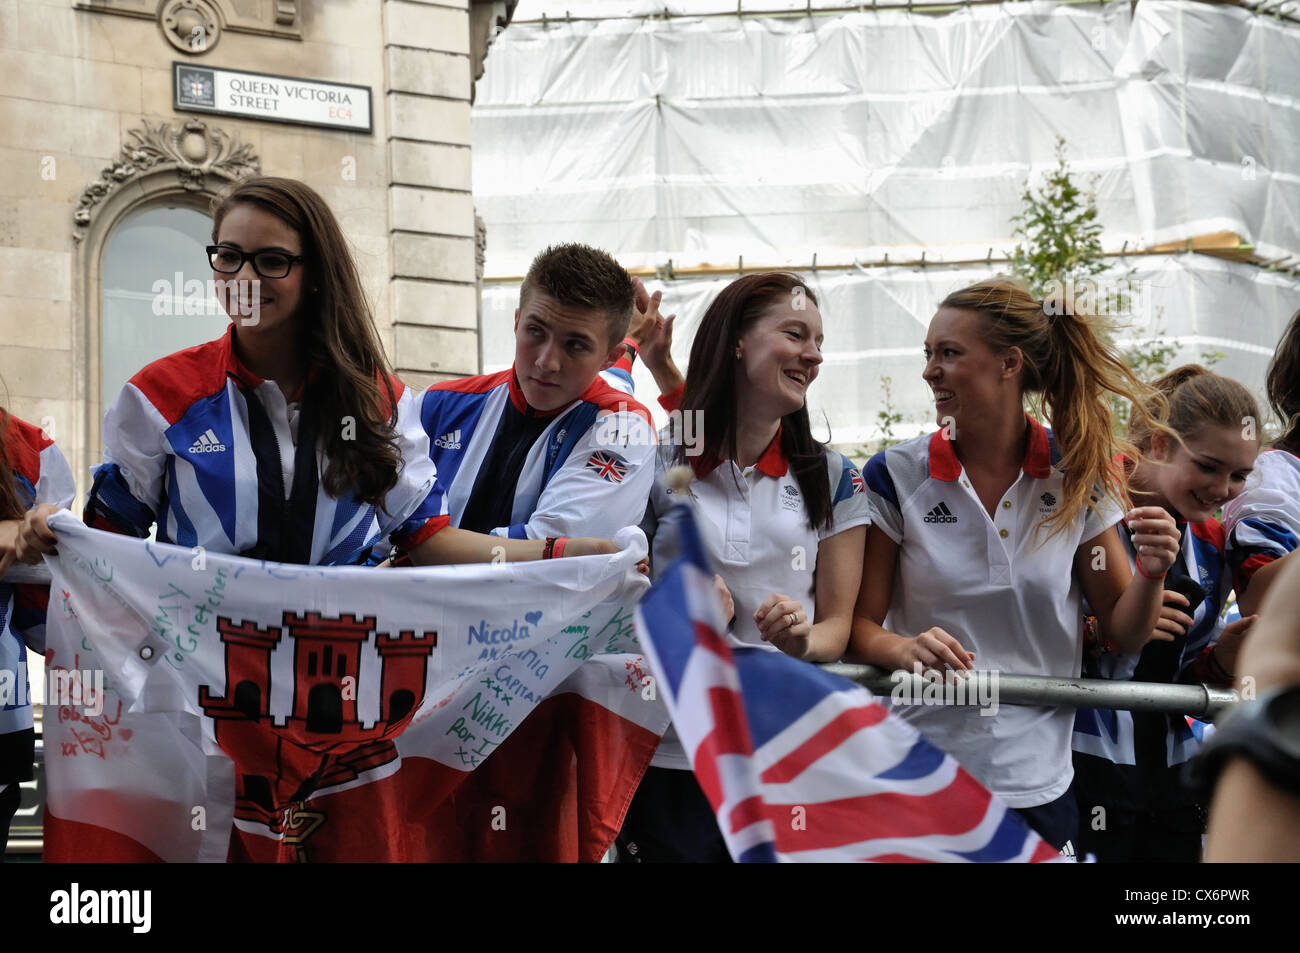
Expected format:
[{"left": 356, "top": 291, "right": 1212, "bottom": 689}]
[{"left": 100, "top": 205, "right": 231, "bottom": 412}]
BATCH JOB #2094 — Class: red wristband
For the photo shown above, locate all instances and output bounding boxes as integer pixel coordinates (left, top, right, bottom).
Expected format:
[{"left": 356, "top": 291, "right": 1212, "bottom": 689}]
[
  {"left": 621, "top": 337, "right": 639, "bottom": 355},
  {"left": 1135, "top": 559, "right": 1166, "bottom": 581},
  {"left": 552, "top": 537, "right": 568, "bottom": 558}
]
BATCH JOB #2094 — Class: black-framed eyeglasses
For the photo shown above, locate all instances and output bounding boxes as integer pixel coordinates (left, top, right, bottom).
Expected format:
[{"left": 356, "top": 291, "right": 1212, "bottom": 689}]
[{"left": 207, "top": 245, "right": 304, "bottom": 279}]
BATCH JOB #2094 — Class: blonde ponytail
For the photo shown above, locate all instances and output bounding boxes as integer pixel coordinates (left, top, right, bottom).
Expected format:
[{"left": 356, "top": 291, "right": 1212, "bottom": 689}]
[{"left": 939, "top": 279, "right": 1167, "bottom": 538}]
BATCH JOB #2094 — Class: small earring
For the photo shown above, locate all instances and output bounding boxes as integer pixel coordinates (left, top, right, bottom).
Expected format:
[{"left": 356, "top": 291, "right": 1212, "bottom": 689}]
[
  {"left": 310, "top": 286, "right": 319, "bottom": 293},
  {"left": 734, "top": 346, "right": 742, "bottom": 359}
]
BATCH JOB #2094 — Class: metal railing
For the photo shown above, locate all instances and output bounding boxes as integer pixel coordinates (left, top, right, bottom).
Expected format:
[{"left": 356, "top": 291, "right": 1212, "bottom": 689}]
[
  {"left": 6, "top": 563, "right": 1237, "bottom": 720},
  {"left": 826, "top": 665, "right": 1238, "bottom": 720},
  {"left": 2, "top": 564, "right": 52, "bottom": 584}
]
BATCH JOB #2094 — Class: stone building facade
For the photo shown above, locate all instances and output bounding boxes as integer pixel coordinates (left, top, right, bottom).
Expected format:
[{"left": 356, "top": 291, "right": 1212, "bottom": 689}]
[{"left": 0, "top": 0, "right": 511, "bottom": 501}]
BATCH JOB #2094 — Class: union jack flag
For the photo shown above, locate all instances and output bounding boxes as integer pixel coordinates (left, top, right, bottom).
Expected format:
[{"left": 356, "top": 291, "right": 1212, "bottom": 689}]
[
  {"left": 635, "top": 504, "right": 1061, "bottom": 863},
  {"left": 586, "top": 450, "right": 628, "bottom": 483},
  {"left": 849, "top": 467, "right": 865, "bottom": 495}
]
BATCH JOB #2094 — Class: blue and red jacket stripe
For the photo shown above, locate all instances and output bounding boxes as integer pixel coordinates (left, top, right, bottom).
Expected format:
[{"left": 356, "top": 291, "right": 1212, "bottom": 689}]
[{"left": 420, "top": 367, "right": 656, "bottom": 540}]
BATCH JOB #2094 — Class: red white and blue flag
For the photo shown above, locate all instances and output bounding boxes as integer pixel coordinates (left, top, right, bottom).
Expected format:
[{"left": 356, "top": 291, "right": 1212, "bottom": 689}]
[
  {"left": 849, "top": 468, "right": 866, "bottom": 495},
  {"left": 585, "top": 450, "right": 627, "bottom": 484},
  {"left": 634, "top": 505, "right": 1061, "bottom": 863}
]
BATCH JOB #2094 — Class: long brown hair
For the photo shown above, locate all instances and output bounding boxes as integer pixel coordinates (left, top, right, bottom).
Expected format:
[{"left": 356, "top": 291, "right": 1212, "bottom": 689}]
[
  {"left": 1266, "top": 307, "right": 1300, "bottom": 454},
  {"left": 1128, "top": 364, "right": 1260, "bottom": 455},
  {"left": 939, "top": 278, "right": 1165, "bottom": 538},
  {"left": 212, "top": 177, "right": 401, "bottom": 507},
  {"left": 676, "top": 272, "right": 833, "bottom": 531}
]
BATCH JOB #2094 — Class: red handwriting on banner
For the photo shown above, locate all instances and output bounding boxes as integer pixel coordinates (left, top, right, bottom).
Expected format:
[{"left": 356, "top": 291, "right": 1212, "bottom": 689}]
[{"left": 48, "top": 652, "right": 125, "bottom": 759}]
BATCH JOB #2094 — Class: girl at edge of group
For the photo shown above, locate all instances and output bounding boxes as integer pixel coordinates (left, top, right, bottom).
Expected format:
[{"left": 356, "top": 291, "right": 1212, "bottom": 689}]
[
  {"left": 1072, "top": 365, "right": 1260, "bottom": 862},
  {"left": 1222, "top": 307, "right": 1300, "bottom": 617},
  {"left": 847, "top": 278, "right": 1182, "bottom": 851},
  {"left": 615, "top": 272, "right": 871, "bottom": 862},
  {"left": 0, "top": 405, "right": 75, "bottom": 855}
]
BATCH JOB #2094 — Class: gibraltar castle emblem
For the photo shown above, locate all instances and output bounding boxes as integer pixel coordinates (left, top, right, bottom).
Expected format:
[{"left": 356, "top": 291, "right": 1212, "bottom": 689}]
[{"left": 200, "top": 612, "right": 436, "bottom": 841}]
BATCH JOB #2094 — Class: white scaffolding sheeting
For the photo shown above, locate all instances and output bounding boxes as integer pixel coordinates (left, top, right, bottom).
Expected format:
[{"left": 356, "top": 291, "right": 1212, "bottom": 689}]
[
  {"left": 473, "top": 1, "right": 1300, "bottom": 445},
  {"left": 482, "top": 259, "right": 1300, "bottom": 448}
]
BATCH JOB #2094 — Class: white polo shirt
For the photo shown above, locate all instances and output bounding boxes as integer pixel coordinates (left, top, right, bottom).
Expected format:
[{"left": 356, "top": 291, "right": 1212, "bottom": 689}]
[
  {"left": 863, "top": 416, "right": 1122, "bottom": 808},
  {"left": 645, "top": 426, "right": 873, "bottom": 768}
]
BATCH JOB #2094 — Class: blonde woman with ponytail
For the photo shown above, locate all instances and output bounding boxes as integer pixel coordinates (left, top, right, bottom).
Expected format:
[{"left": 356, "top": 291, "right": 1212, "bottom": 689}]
[{"left": 849, "top": 278, "right": 1181, "bottom": 851}]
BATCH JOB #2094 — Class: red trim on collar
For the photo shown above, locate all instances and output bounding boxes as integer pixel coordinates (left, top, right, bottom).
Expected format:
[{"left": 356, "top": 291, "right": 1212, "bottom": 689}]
[
  {"left": 223, "top": 324, "right": 266, "bottom": 390},
  {"left": 754, "top": 427, "right": 789, "bottom": 477},
  {"left": 1190, "top": 516, "right": 1225, "bottom": 551},
  {"left": 692, "top": 426, "right": 787, "bottom": 478},
  {"left": 506, "top": 367, "right": 531, "bottom": 414},
  {"left": 1022, "top": 414, "right": 1053, "bottom": 479},
  {"left": 429, "top": 368, "right": 513, "bottom": 396},
  {"left": 927, "top": 413, "right": 1053, "bottom": 482},
  {"left": 504, "top": 366, "right": 654, "bottom": 425},
  {"left": 927, "top": 428, "right": 963, "bottom": 481}
]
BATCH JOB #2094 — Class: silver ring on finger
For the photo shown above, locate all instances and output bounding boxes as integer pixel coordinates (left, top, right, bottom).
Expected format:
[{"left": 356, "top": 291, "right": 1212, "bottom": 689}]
[{"left": 786, "top": 612, "right": 796, "bottom": 628}]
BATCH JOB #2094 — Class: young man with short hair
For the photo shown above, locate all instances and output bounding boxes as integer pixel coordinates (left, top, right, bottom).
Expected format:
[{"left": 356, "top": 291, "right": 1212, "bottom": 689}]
[
  {"left": 412, "top": 245, "right": 662, "bottom": 861},
  {"left": 419, "top": 243, "right": 656, "bottom": 542}
]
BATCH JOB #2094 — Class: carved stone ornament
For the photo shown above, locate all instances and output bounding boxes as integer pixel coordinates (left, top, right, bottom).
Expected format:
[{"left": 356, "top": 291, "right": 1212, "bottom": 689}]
[
  {"left": 160, "top": 0, "right": 221, "bottom": 54},
  {"left": 73, "top": 1, "right": 300, "bottom": 42},
  {"left": 72, "top": 118, "right": 260, "bottom": 241}
]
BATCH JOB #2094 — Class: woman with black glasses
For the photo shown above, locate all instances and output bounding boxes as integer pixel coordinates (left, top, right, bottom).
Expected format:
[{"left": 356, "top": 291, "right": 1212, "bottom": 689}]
[{"left": 22, "top": 177, "right": 618, "bottom": 570}]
